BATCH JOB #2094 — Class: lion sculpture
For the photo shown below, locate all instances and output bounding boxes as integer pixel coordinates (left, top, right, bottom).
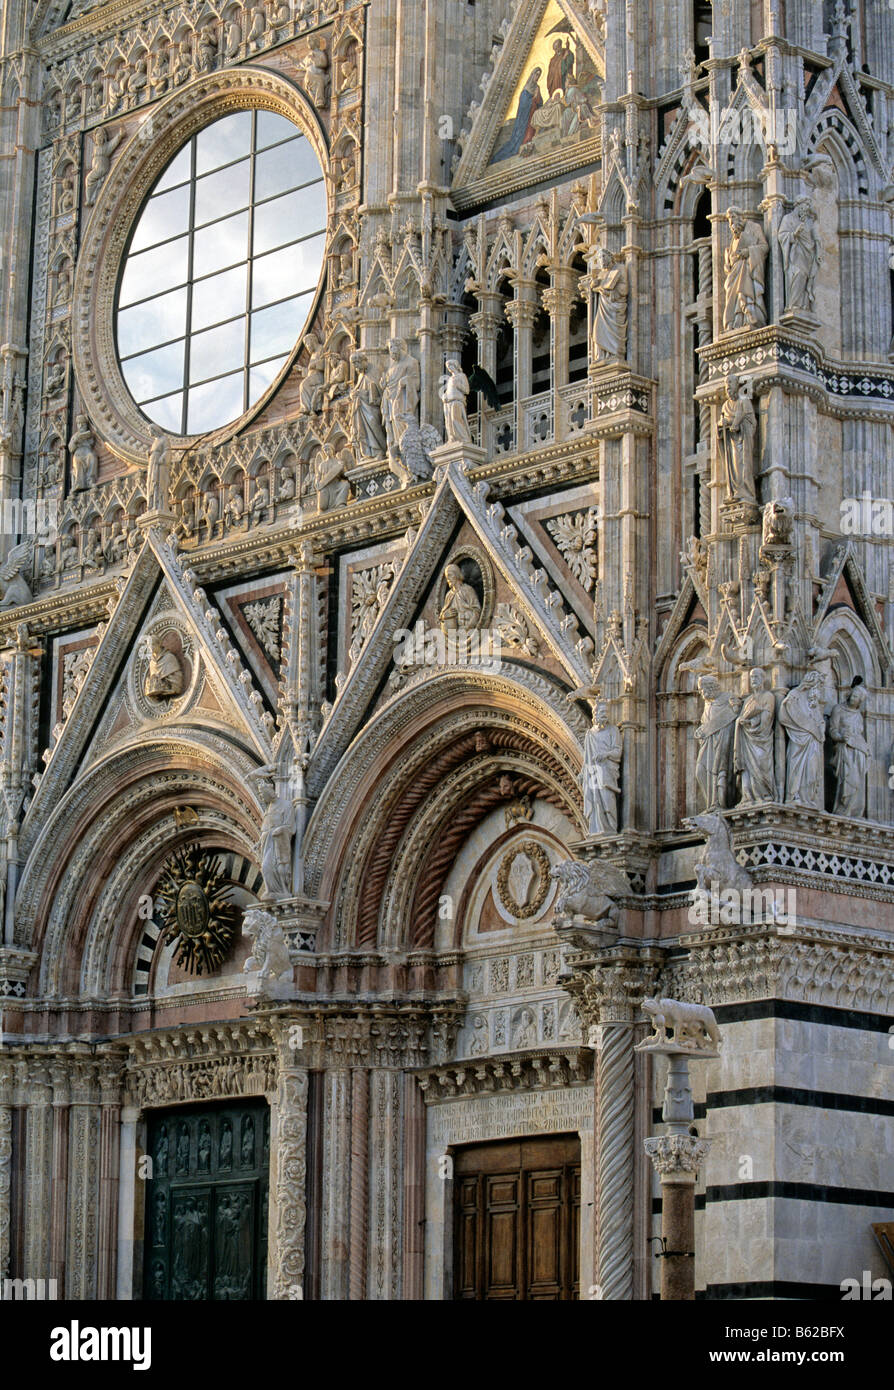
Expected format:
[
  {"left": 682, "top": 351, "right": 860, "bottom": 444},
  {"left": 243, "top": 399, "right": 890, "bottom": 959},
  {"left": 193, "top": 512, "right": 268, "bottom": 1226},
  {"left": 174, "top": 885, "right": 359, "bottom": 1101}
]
[
  {"left": 242, "top": 907, "right": 292, "bottom": 982},
  {"left": 551, "top": 858, "right": 630, "bottom": 931}
]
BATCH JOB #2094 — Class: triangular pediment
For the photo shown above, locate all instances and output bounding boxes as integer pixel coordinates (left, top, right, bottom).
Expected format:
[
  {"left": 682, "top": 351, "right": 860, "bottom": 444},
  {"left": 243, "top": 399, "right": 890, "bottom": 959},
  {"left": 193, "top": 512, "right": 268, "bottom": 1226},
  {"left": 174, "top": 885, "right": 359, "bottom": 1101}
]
[
  {"left": 451, "top": 0, "right": 604, "bottom": 211},
  {"left": 307, "top": 460, "right": 595, "bottom": 795},
  {"left": 21, "top": 528, "right": 274, "bottom": 856}
]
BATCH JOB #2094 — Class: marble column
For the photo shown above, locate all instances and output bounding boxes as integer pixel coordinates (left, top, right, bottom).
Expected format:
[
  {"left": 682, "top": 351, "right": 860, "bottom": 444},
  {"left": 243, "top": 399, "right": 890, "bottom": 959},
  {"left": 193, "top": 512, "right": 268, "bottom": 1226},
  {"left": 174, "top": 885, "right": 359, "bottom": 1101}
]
[
  {"left": 116, "top": 1105, "right": 140, "bottom": 1300},
  {"left": 569, "top": 952, "right": 656, "bottom": 1301},
  {"left": 48, "top": 1059, "right": 71, "bottom": 1294},
  {"left": 349, "top": 1068, "right": 369, "bottom": 1300},
  {"left": 22, "top": 1059, "right": 53, "bottom": 1283},
  {"left": 66, "top": 1058, "right": 100, "bottom": 1299},
  {"left": 269, "top": 1033, "right": 309, "bottom": 1300},
  {"left": 368, "top": 1068, "right": 403, "bottom": 1299},
  {"left": 319, "top": 1067, "right": 351, "bottom": 1299},
  {"left": 0, "top": 1058, "right": 12, "bottom": 1279},
  {"left": 594, "top": 1013, "right": 636, "bottom": 1300},
  {"left": 96, "top": 1059, "right": 124, "bottom": 1298}
]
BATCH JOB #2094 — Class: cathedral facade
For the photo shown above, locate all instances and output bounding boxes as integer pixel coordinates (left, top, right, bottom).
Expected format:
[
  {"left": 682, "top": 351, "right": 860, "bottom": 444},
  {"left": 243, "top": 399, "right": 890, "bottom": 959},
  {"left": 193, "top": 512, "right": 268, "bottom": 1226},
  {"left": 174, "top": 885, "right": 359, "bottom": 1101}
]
[{"left": 0, "top": 0, "right": 892, "bottom": 1301}]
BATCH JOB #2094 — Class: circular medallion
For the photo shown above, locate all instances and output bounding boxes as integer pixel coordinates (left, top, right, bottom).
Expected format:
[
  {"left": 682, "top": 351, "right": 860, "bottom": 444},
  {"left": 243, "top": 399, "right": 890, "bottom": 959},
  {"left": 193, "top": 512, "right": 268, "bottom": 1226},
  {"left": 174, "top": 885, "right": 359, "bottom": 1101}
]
[
  {"left": 128, "top": 616, "right": 199, "bottom": 722},
  {"left": 176, "top": 880, "right": 210, "bottom": 938},
  {"left": 154, "top": 844, "right": 239, "bottom": 975},
  {"left": 495, "top": 840, "right": 551, "bottom": 920}
]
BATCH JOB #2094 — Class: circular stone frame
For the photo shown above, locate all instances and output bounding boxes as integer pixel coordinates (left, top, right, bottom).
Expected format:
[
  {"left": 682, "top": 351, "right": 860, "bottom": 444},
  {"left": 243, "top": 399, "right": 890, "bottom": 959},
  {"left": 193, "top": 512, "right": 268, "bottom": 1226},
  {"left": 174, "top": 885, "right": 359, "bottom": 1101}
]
[{"left": 72, "top": 68, "right": 330, "bottom": 466}]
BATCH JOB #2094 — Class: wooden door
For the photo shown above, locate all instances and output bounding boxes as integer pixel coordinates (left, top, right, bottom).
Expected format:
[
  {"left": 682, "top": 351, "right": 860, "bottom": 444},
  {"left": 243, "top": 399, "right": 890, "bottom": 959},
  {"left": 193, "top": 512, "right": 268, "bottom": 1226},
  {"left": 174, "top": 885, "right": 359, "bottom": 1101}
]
[{"left": 453, "top": 1134, "right": 581, "bottom": 1300}]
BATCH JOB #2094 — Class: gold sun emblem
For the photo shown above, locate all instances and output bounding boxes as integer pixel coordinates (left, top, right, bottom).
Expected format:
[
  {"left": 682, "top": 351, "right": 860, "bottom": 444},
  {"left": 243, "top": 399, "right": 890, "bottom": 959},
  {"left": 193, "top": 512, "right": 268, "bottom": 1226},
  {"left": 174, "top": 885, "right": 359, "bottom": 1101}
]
[{"left": 154, "top": 845, "right": 239, "bottom": 975}]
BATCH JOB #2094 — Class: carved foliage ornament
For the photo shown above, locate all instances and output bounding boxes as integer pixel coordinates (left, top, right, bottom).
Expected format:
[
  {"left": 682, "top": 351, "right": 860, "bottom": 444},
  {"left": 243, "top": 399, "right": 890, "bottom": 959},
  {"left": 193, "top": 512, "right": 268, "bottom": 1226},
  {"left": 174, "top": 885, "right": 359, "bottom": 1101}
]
[{"left": 154, "top": 845, "right": 239, "bottom": 975}]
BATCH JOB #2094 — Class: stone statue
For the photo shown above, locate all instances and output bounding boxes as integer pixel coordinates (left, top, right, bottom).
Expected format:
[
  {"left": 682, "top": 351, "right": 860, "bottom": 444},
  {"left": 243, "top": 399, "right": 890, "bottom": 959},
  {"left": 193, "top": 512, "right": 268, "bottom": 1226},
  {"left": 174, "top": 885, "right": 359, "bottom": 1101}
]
[
  {"left": 314, "top": 449, "right": 350, "bottom": 512},
  {"left": 196, "top": 26, "right": 218, "bottom": 72},
  {"left": 734, "top": 668, "right": 776, "bottom": 803},
  {"left": 142, "top": 635, "right": 183, "bottom": 699},
  {"left": 0, "top": 539, "right": 34, "bottom": 611},
  {"left": 694, "top": 674, "right": 740, "bottom": 809},
  {"left": 298, "top": 332, "right": 326, "bottom": 413},
  {"left": 349, "top": 351, "right": 387, "bottom": 460},
  {"left": 251, "top": 770, "right": 294, "bottom": 900},
  {"left": 550, "top": 858, "right": 630, "bottom": 934},
  {"left": 381, "top": 338, "right": 420, "bottom": 471},
  {"left": 223, "top": 483, "right": 244, "bottom": 528},
  {"left": 639, "top": 998, "right": 722, "bottom": 1054},
  {"left": 830, "top": 681, "right": 869, "bottom": 818},
  {"left": 582, "top": 700, "right": 621, "bottom": 834},
  {"left": 722, "top": 207, "right": 768, "bottom": 331},
  {"left": 247, "top": 5, "right": 266, "bottom": 49},
  {"left": 438, "top": 359, "right": 472, "bottom": 444},
  {"left": 762, "top": 497, "right": 794, "bottom": 548},
  {"left": 438, "top": 562, "right": 481, "bottom": 633},
  {"left": 242, "top": 907, "right": 292, "bottom": 981},
  {"left": 686, "top": 810, "right": 753, "bottom": 895},
  {"left": 778, "top": 196, "right": 821, "bottom": 314},
  {"left": 68, "top": 415, "right": 98, "bottom": 491},
  {"left": 301, "top": 36, "right": 330, "bottom": 107},
  {"left": 146, "top": 428, "right": 172, "bottom": 512},
  {"left": 778, "top": 671, "right": 826, "bottom": 809},
  {"left": 591, "top": 246, "right": 628, "bottom": 361},
  {"left": 717, "top": 374, "right": 757, "bottom": 507},
  {"left": 85, "top": 127, "right": 122, "bottom": 205}
]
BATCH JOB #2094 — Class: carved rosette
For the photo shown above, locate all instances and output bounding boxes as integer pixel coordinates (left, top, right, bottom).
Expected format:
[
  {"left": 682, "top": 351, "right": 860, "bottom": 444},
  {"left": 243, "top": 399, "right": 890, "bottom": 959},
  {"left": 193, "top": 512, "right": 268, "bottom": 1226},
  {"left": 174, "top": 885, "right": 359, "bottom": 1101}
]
[{"left": 644, "top": 1134, "right": 711, "bottom": 1180}]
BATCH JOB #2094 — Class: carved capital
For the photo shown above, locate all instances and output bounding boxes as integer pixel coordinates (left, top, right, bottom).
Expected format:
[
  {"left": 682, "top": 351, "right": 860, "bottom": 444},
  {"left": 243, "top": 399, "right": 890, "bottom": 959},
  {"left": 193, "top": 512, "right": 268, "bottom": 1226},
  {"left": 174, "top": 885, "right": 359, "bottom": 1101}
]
[{"left": 644, "top": 1133, "right": 711, "bottom": 1180}]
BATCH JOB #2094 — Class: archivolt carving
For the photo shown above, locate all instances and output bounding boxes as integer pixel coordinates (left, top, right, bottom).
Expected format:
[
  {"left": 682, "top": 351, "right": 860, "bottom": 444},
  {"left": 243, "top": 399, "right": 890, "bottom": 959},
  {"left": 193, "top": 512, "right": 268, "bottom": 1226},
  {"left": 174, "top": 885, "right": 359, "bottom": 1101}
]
[
  {"left": 16, "top": 735, "right": 261, "bottom": 960},
  {"left": 80, "top": 813, "right": 256, "bottom": 997},
  {"left": 304, "top": 675, "right": 587, "bottom": 924},
  {"left": 71, "top": 67, "right": 330, "bottom": 465}
]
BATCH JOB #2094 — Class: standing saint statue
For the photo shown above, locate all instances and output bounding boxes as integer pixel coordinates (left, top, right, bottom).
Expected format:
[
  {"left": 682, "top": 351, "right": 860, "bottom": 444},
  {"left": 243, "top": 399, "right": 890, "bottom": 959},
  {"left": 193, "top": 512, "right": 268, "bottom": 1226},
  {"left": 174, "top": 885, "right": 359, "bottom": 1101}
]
[
  {"left": 733, "top": 668, "right": 776, "bottom": 803},
  {"left": 830, "top": 681, "right": 869, "bottom": 818},
  {"left": 694, "top": 674, "right": 740, "bottom": 809},
  {"left": 582, "top": 700, "right": 621, "bottom": 835},
  {"left": 146, "top": 428, "right": 172, "bottom": 512},
  {"left": 778, "top": 671, "right": 826, "bottom": 809},
  {"left": 778, "top": 196, "right": 822, "bottom": 314},
  {"left": 68, "top": 414, "right": 98, "bottom": 492},
  {"left": 591, "top": 247, "right": 628, "bottom": 362},
  {"left": 381, "top": 338, "right": 420, "bottom": 468},
  {"left": 349, "top": 351, "right": 387, "bottom": 460},
  {"left": 85, "top": 126, "right": 123, "bottom": 205},
  {"left": 438, "top": 359, "right": 472, "bottom": 444},
  {"left": 717, "top": 374, "right": 757, "bottom": 507},
  {"left": 722, "top": 207, "right": 768, "bottom": 331},
  {"left": 250, "top": 767, "right": 294, "bottom": 900}
]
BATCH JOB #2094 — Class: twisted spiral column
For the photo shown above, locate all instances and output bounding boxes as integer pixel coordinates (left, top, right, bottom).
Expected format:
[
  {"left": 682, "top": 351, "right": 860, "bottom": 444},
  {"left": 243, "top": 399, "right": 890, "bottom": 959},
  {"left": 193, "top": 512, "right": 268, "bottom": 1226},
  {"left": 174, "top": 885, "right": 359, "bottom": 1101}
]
[{"left": 595, "top": 1020, "right": 636, "bottom": 1301}]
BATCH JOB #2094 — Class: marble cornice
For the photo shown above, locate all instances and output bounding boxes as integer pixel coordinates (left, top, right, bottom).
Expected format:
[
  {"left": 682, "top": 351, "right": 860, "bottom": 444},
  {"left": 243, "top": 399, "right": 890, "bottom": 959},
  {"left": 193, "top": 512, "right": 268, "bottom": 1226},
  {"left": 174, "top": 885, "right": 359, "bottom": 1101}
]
[
  {"left": 414, "top": 1047, "right": 594, "bottom": 1101},
  {"left": 0, "top": 438, "right": 603, "bottom": 638}
]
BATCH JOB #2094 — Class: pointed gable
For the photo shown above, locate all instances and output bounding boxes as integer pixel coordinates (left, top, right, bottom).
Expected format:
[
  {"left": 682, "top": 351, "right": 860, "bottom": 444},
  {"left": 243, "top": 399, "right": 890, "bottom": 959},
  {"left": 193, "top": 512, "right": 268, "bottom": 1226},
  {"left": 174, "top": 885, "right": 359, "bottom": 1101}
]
[{"left": 452, "top": 0, "right": 604, "bottom": 211}]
